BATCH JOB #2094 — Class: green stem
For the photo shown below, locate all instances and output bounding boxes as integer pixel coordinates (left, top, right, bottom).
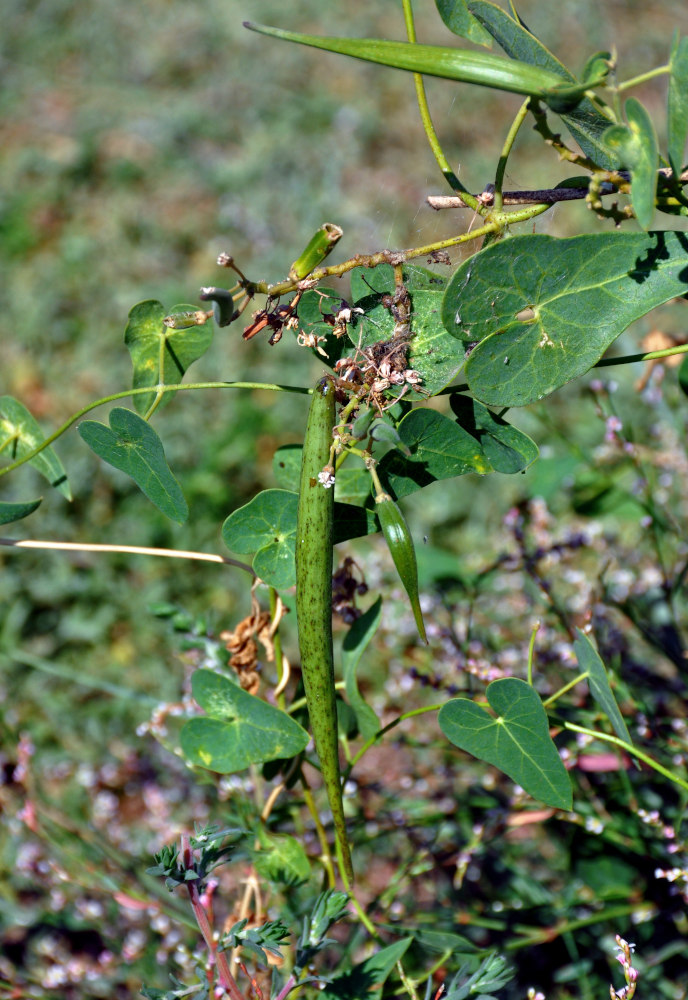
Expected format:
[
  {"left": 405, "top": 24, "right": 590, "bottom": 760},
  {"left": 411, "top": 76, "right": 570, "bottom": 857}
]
[
  {"left": 493, "top": 98, "right": 531, "bottom": 213},
  {"left": 261, "top": 209, "right": 550, "bottom": 297},
  {"left": 0, "top": 381, "right": 310, "bottom": 480},
  {"left": 400, "top": 0, "right": 475, "bottom": 206},
  {"left": 616, "top": 64, "right": 669, "bottom": 92},
  {"left": 596, "top": 342, "right": 688, "bottom": 367},
  {"left": 542, "top": 671, "right": 589, "bottom": 708},
  {"left": 564, "top": 722, "right": 688, "bottom": 793},
  {"left": 526, "top": 620, "right": 539, "bottom": 686},
  {"left": 505, "top": 903, "right": 639, "bottom": 951}
]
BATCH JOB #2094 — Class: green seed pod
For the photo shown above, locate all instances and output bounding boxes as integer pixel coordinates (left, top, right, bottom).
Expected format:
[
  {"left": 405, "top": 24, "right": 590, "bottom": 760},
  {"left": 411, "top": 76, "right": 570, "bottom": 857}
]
[
  {"left": 296, "top": 377, "right": 354, "bottom": 884},
  {"left": 375, "top": 493, "right": 427, "bottom": 644},
  {"left": 289, "top": 223, "right": 343, "bottom": 281}
]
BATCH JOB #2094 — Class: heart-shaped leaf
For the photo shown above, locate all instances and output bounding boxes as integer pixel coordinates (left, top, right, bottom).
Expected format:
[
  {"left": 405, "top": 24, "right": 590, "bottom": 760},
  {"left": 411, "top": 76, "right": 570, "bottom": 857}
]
[
  {"left": 438, "top": 677, "right": 572, "bottom": 809},
  {"left": 573, "top": 629, "right": 633, "bottom": 748},
  {"left": 181, "top": 669, "right": 309, "bottom": 772},
  {"left": 0, "top": 396, "right": 71, "bottom": 499},
  {"left": 0, "top": 498, "right": 42, "bottom": 524},
  {"left": 378, "top": 408, "right": 490, "bottom": 500},
  {"left": 124, "top": 300, "right": 212, "bottom": 415},
  {"left": 442, "top": 231, "right": 688, "bottom": 406},
  {"left": 349, "top": 264, "right": 462, "bottom": 399},
  {"left": 78, "top": 407, "right": 187, "bottom": 523},
  {"left": 222, "top": 489, "right": 379, "bottom": 589}
]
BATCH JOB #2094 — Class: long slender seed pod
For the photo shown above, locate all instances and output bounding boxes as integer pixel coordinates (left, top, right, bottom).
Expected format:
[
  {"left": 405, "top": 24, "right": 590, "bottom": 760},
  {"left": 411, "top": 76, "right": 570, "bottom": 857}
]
[
  {"left": 295, "top": 377, "right": 354, "bottom": 884},
  {"left": 375, "top": 492, "right": 427, "bottom": 644}
]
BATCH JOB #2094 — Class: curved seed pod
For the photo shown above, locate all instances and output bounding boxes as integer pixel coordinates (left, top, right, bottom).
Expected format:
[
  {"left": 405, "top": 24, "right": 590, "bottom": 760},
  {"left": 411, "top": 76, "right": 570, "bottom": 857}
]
[
  {"left": 296, "top": 377, "right": 354, "bottom": 883},
  {"left": 375, "top": 493, "right": 427, "bottom": 644},
  {"left": 199, "top": 287, "right": 239, "bottom": 327}
]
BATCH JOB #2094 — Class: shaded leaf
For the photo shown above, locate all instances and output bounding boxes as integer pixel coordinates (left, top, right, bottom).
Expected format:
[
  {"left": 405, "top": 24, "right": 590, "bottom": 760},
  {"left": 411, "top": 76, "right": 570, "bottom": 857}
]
[
  {"left": 78, "top": 407, "right": 188, "bottom": 523},
  {"left": 668, "top": 33, "right": 688, "bottom": 179},
  {"left": 602, "top": 99, "right": 658, "bottom": 229},
  {"left": 0, "top": 498, "right": 42, "bottom": 524},
  {"left": 124, "top": 300, "right": 212, "bottom": 415},
  {"left": 573, "top": 629, "right": 633, "bottom": 747},
  {"left": 350, "top": 264, "right": 463, "bottom": 399},
  {"left": 466, "top": 0, "right": 618, "bottom": 168},
  {"left": 435, "top": 0, "right": 493, "bottom": 46},
  {"left": 321, "top": 938, "right": 413, "bottom": 1000},
  {"left": 438, "top": 677, "right": 572, "bottom": 809},
  {"left": 449, "top": 393, "right": 539, "bottom": 472},
  {"left": 181, "top": 669, "right": 309, "bottom": 772},
  {"left": 342, "top": 598, "right": 382, "bottom": 740},
  {"left": 0, "top": 396, "right": 71, "bottom": 499},
  {"left": 442, "top": 231, "right": 688, "bottom": 406},
  {"left": 378, "top": 408, "right": 490, "bottom": 500}
]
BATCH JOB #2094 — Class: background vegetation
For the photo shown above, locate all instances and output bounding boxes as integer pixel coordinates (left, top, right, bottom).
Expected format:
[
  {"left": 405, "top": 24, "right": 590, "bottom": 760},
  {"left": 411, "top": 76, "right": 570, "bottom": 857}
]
[{"left": 1, "top": 1, "right": 687, "bottom": 997}]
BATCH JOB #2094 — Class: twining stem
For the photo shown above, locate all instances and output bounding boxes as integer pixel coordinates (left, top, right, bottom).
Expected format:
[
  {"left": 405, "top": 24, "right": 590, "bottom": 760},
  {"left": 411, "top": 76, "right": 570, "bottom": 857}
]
[
  {"left": 0, "top": 380, "right": 310, "bottom": 480},
  {"left": 616, "top": 64, "right": 670, "bottom": 91},
  {"left": 493, "top": 98, "right": 532, "bottom": 214},
  {"left": 542, "top": 671, "right": 589, "bottom": 708},
  {"left": 400, "top": 0, "right": 477, "bottom": 207},
  {"left": 564, "top": 722, "right": 688, "bottom": 794}
]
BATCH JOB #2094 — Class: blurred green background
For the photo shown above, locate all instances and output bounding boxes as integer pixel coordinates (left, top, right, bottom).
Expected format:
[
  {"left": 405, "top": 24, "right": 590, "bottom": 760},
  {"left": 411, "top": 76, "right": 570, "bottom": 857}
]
[
  {"left": 2, "top": 2, "right": 688, "bottom": 995},
  {"left": 1, "top": 0, "right": 686, "bottom": 803}
]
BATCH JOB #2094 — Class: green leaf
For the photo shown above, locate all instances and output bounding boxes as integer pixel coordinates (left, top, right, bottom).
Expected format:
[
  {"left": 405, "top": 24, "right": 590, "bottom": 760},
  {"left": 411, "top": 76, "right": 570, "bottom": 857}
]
[
  {"left": 181, "top": 669, "right": 309, "bottom": 772},
  {"left": 222, "top": 489, "right": 378, "bottom": 589},
  {"left": 573, "top": 629, "right": 633, "bottom": 747},
  {"left": 602, "top": 99, "right": 658, "bottom": 229},
  {"left": 435, "top": 0, "right": 494, "bottom": 46},
  {"left": 0, "top": 396, "right": 71, "bottom": 499},
  {"left": 321, "top": 938, "right": 413, "bottom": 1000},
  {"left": 244, "top": 22, "right": 581, "bottom": 106},
  {"left": 350, "top": 264, "right": 463, "bottom": 399},
  {"left": 449, "top": 394, "right": 539, "bottom": 473},
  {"left": 466, "top": 0, "right": 617, "bottom": 168},
  {"left": 442, "top": 231, "right": 688, "bottom": 407},
  {"left": 78, "top": 407, "right": 188, "bottom": 523},
  {"left": 342, "top": 598, "right": 382, "bottom": 740},
  {"left": 668, "top": 33, "right": 688, "bottom": 179},
  {"left": 438, "top": 677, "right": 572, "bottom": 810},
  {"left": 253, "top": 831, "right": 311, "bottom": 885},
  {"left": 0, "top": 498, "right": 42, "bottom": 524},
  {"left": 378, "top": 408, "right": 490, "bottom": 500},
  {"left": 273, "top": 445, "right": 303, "bottom": 492},
  {"left": 222, "top": 489, "right": 299, "bottom": 590},
  {"left": 124, "top": 300, "right": 212, "bottom": 415},
  {"left": 296, "top": 287, "right": 350, "bottom": 367}
]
